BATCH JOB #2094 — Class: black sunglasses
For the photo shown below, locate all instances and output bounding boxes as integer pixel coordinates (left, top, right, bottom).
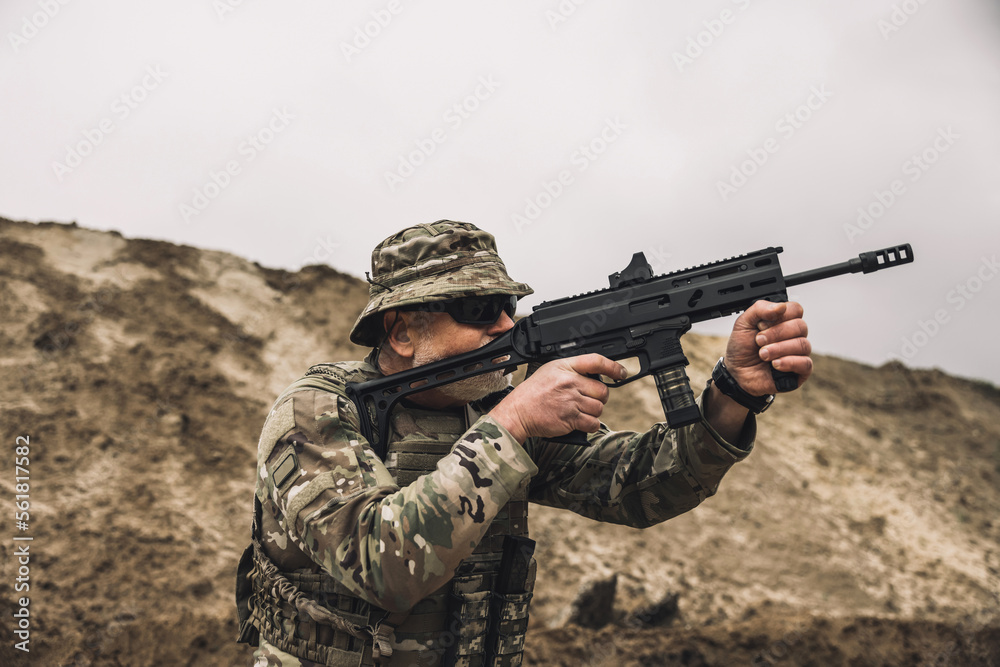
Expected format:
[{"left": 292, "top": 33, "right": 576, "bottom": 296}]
[{"left": 403, "top": 295, "right": 517, "bottom": 325}]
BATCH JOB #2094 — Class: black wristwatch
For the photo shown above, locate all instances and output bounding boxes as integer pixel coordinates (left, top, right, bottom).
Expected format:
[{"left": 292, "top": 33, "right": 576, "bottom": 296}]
[{"left": 710, "top": 357, "right": 774, "bottom": 414}]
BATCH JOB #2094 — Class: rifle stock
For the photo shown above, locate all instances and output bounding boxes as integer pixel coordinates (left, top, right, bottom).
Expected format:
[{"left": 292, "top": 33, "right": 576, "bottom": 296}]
[{"left": 347, "top": 244, "right": 914, "bottom": 456}]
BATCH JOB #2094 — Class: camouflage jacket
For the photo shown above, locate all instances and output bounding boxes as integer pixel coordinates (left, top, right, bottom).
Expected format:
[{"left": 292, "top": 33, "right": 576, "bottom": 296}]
[{"left": 253, "top": 353, "right": 755, "bottom": 618}]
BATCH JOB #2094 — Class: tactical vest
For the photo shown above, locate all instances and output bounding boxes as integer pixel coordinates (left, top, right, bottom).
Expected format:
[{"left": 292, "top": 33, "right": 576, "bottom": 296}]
[{"left": 237, "top": 364, "right": 535, "bottom": 666}]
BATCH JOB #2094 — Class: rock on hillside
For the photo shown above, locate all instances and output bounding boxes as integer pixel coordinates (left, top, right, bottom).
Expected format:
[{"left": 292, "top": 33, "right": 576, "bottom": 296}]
[{"left": 0, "top": 218, "right": 997, "bottom": 666}]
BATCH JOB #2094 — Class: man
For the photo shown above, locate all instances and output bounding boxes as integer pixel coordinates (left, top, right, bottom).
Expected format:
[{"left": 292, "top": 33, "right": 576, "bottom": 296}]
[{"left": 236, "top": 220, "right": 812, "bottom": 666}]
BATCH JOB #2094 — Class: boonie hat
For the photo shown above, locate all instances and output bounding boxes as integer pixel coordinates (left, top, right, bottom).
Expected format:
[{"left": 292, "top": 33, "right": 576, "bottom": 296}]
[{"left": 350, "top": 220, "right": 533, "bottom": 346}]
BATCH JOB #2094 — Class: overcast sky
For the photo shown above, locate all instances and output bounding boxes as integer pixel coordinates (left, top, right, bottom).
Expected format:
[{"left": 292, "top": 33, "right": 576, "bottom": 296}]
[{"left": 2, "top": 0, "right": 998, "bottom": 384}]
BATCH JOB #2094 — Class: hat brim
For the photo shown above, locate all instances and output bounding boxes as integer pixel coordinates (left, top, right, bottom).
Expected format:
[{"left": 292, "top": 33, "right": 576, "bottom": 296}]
[{"left": 349, "top": 263, "right": 533, "bottom": 347}]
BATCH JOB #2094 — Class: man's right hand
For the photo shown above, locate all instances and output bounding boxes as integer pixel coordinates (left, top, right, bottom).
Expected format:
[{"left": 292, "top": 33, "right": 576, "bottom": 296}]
[{"left": 489, "top": 354, "right": 628, "bottom": 443}]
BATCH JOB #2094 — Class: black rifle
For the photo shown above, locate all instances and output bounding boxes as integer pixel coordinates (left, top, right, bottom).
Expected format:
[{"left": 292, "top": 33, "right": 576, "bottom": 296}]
[{"left": 347, "top": 244, "right": 914, "bottom": 456}]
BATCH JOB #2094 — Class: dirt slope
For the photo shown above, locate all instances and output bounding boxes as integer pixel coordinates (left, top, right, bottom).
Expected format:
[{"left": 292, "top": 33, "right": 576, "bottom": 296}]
[{"left": 0, "top": 217, "right": 997, "bottom": 666}]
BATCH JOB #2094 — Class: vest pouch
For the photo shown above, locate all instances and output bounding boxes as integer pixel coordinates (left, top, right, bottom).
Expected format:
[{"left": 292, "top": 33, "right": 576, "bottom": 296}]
[
  {"left": 490, "top": 589, "right": 532, "bottom": 655},
  {"left": 443, "top": 574, "right": 492, "bottom": 666},
  {"left": 485, "top": 535, "right": 536, "bottom": 667}
]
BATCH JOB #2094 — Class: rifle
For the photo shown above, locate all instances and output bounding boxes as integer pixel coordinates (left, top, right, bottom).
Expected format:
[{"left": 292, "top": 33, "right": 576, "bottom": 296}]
[{"left": 346, "top": 244, "right": 914, "bottom": 456}]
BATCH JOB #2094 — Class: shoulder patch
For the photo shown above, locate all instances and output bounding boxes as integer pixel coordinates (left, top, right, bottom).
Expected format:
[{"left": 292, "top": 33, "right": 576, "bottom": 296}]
[
  {"left": 258, "top": 399, "right": 296, "bottom": 469},
  {"left": 269, "top": 445, "right": 300, "bottom": 493}
]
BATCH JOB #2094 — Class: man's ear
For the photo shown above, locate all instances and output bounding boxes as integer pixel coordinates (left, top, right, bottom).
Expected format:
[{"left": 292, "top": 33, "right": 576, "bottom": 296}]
[{"left": 383, "top": 311, "right": 414, "bottom": 358}]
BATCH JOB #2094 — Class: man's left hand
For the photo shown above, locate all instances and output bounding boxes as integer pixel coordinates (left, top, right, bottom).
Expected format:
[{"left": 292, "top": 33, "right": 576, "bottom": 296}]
[{"left": 725, "top": 300, "right": 812, "bottom": 396}]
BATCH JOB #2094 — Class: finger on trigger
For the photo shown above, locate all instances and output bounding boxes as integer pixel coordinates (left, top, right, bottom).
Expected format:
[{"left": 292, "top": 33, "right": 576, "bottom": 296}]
[{"left": 598, "top": 356, "right": 628, "bottom": 381}]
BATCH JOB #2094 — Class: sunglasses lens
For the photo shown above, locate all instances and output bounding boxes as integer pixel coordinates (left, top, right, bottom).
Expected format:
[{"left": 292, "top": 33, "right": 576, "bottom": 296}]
[{"left": 451, "top": 295, "right": 516, "bottom": 324}]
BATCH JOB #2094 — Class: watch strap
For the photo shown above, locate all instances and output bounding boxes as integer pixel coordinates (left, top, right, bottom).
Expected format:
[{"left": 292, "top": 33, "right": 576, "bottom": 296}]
[{"left": 711, "top": 357, "right": 774, "bottom": 414}]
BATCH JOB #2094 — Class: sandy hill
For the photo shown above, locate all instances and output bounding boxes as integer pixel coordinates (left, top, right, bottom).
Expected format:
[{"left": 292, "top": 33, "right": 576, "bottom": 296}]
[{"left": 0, "top": 217, "right": 997, "bottom": 666}]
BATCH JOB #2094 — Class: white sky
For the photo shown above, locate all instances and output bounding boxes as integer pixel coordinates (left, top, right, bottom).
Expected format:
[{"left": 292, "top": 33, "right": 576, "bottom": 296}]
[{"left": 2, "top": 0, "right": 999, "bottom": 384}]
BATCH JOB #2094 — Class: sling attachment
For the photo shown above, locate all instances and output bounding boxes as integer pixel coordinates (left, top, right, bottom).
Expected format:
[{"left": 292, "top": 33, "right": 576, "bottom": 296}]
[
  {"left": 253, "top": 537, "right": 370, "bottom": 640},
  {"left": 238, "top": 496, "right": 374, "bottom": 645},
  {"left": 369, "top": 611, "right": 408, "bottom": 665},
  {"left": 370, "top": 623, "right": 393, "bottom": 662}
]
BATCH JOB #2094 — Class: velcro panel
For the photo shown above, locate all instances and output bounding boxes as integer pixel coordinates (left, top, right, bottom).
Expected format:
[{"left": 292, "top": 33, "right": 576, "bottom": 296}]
[
  {"left": 258, "top": 399, "right": 296, "bottom": 469},
  {"left": 288, "top": 467, "right": 361, "bottom": 526},
  {"left": 396, "top": 452, "right": 449, "bottom": 470},
  {"left": 394, "top": 470, "right": 421, "bottom": 487}
]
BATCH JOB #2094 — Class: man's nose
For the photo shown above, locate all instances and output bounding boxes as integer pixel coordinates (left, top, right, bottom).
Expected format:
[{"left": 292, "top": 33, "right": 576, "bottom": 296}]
[{"left": 486, "top": 310, "right": 515, "bottom": 335}]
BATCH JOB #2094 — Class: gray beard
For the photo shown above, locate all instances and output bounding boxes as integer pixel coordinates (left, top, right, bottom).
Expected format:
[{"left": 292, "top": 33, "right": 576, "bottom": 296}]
[{"left": 412, "top": 345, "right": 512, "bottom": 403}]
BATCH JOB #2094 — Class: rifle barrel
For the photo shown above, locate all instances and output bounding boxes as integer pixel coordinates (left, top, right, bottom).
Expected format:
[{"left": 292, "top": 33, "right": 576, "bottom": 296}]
[
  {"left": 785, "top": 243, "right": 913, "bottom": 288},
  {"left": 784, "top": 260, "right": 858, "bottom": 287}
]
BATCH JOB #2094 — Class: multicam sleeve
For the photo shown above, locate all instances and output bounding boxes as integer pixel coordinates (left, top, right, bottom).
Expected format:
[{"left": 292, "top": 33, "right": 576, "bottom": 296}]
[
  {"left": 524, "top": 392, "right": 755, "bottom": 528},
  {"left": 256, "top": 387, "right": 538, "bottom": 613}
]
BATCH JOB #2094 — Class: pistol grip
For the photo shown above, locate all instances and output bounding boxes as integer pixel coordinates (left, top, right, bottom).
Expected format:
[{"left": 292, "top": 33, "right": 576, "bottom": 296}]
[
  {"left": 771, "top": 366, "right": 798, "bottom": 392},
  {"left": 548, "top": 430, "right": 591, "bottom": 446}
]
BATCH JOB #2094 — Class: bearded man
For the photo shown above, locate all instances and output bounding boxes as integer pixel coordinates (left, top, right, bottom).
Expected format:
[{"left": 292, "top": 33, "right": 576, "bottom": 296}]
[{"left": 237, "top": 220, "right": 812, "bottom": 666}]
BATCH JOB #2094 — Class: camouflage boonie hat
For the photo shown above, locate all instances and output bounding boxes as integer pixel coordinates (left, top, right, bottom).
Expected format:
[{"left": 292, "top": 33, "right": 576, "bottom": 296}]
[{"left": 350, "top": 220, "right": 534, "bottom": 346}]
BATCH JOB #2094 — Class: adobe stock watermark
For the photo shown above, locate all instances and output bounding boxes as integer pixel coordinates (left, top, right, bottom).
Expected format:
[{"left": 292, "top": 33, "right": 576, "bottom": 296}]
[
  {"left": 51, "top": 65, "right": 169, "bottom": 182},
  {"left": 340, "top": 0, "right": 407, "bottom": 63},
  {"left": 383, "top": 76, "right": 500, "bottom": 192},
  {"left": 844, "top": 126, "right": 958, "bottom": 243},
  {"left": 545, "top": 0, "right": 588, "bottom": 31},
  {"left": 296, "top": 234, "right": 341, "bottom": 269},
  {"left": 511, "top": 117, "right": 626, "bottom": 233},
  {"left": 844, "top": 126, "right": 958, "bottom": 242},
  {"left": 178, "top": 107, "right": 294, "bottom": 223},
  {"left": 212, "top": 0, "right": 251, "bottom": 21},
  {"left": 644, "top": 245, "right": 672, "bottom": 275},
  {"left": 877, "top": 0, "right": 933, "bottom": 40},
  {"left": 893, "top": 254, "right": 998, "bottom": 361},
  {"left": 672, "top": 0, "right": 753, "bottom": 73},
  {"left": 716, "top": 84, "right": 832, "bottom": 202},
  {"left": 7, "top": 0, "right": 72, "bottom": 53}
]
